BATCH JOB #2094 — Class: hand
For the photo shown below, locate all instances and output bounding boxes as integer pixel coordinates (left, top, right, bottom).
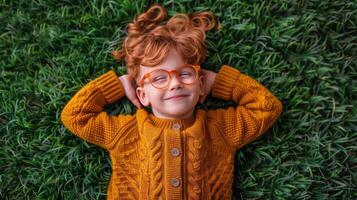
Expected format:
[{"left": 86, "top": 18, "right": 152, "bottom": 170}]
[
  {"left": 199, "top": 69, "right": 217, "bottom": 104},
  {"left": 118, "top": 75, "right": 142, "bottom": 109}
]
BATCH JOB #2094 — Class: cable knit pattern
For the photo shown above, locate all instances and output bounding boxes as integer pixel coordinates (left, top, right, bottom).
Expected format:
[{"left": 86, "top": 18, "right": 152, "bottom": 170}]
[
  {"left": 187, "top": 138, "right": 203, "bottom": 200},
  {"left": 186, "top": 117, "right": 206, "bottom": 200},
  {"left": 138, "top": 138, "right": 150, "bottom": 200},
  {"left": 147, "top": 130, "right": 164, "bottom": 199},
  {"left": 61, "top": 65, "right": 283, "bottom": 200},
  {"left": 114, "top": 129, "right": 140, "bottom": 200}
]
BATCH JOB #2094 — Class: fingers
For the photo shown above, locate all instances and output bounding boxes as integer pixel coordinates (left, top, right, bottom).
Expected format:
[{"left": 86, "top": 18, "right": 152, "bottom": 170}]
[
  {"left": 130, "top": 96, "right": 142, "bottom": 108},
  {"left": 126, "top": 90, "right": 142, "bottom": 109},
  {"left": 120, "top": 75, "right": 142, "bottom": 109},
  {"left": 128, "top": 95, "right": 142, "bottom": 109},
  {"left": 132, "top": 98, "right": 142, "bottom": 109}
]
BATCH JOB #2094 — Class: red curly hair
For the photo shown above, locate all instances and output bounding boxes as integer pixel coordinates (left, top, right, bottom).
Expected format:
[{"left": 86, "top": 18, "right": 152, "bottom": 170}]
[{"left": 112, "top": 4, "right": 220, "bottom": 80}]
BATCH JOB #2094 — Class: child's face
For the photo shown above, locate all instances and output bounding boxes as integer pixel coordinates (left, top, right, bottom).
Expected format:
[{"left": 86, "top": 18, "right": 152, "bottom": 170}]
[{"left": 136, "top": 50, "right": 204, "bottom": 119}]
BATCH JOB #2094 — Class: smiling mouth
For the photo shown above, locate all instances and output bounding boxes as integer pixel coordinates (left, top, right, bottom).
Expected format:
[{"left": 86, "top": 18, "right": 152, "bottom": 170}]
[{"left": 165, "top": 95, "right": 189, "bottom": 100}]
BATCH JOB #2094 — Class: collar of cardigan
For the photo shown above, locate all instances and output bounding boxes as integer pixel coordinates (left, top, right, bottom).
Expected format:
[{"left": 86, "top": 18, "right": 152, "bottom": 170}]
[
  {"left": 148, "top": 113, "right": 196, "bottom": 130},
  {"left": 135, "top": 108, "right": 206, "bottom": 131}
]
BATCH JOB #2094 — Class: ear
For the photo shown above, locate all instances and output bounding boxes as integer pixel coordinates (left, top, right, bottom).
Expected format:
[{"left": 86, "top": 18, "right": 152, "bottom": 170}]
[
  {"left": 199, "top": 75, "right": 205, "bottom": 96},
  {"left": 136, "top": 87, "right": 150, "bottom": 107}
]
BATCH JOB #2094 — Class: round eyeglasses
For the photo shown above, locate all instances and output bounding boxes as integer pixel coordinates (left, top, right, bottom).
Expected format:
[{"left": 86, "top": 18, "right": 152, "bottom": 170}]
[{"left": 139, "top": 64, "right": 201, "bottom": 89}]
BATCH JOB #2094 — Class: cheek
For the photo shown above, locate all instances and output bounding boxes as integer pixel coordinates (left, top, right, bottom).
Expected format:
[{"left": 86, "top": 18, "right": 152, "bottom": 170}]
[
  {"left": 148, "top": 90, "right": 165, "bottom": 103},
  {"left": 188, "top": 84, "right": 202, "bottom": 100}
]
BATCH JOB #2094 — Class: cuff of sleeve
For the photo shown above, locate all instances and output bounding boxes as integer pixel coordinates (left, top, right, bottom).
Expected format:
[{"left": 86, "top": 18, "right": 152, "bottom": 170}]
[
  {"left": 95, "top": 70, "right": 125, "bottom": 104},
  {"left": 211, "top": 65, "right": 241, "bottom": 100}
]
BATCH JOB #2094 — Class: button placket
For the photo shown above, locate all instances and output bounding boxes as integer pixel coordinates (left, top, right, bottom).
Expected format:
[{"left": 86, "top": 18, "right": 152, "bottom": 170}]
[{"left": 166, "top": 123, "right": 183, "bottom": 193}]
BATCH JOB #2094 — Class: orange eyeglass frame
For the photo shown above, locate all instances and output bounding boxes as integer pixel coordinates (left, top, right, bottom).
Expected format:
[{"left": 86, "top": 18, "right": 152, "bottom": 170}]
[{"left": 139, "top": 64, "right": 201, "bottom": 89}]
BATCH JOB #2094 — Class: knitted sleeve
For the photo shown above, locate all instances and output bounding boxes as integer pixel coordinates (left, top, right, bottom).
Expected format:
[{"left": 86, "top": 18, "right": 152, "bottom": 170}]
[
  {"left": 60, "top": 70, "right": 136, "bottom": 150},
  {"left": 207, "top": 65, "right": 283, "bottom": 151}
]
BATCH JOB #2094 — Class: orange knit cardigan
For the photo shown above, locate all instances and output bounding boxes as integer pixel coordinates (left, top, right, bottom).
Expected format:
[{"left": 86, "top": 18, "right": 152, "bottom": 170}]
[{"left": 61, "top": 65, "right": 283, "bottom": 200}]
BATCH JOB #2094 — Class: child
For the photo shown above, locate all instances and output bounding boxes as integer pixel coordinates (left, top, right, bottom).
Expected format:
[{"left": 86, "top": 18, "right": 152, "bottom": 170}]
[{"left": 61, "top": 4, "right": 283, "bottom": 200}]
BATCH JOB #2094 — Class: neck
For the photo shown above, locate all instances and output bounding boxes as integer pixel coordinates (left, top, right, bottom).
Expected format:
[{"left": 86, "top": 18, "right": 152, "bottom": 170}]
[{"left": 152, "top": 109, "right": 194, "bottom": 120}]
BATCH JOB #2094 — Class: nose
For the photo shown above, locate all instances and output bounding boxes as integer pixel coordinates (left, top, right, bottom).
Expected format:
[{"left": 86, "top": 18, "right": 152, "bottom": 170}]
[{"left": 168, "top": 74, "right": 183, "bottom": 90}]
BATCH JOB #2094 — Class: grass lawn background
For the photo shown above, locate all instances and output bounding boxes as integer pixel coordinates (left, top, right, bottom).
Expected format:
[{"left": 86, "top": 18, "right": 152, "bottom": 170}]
[{"left": 0, "top": 0, "right": 356, "bottom": 199}]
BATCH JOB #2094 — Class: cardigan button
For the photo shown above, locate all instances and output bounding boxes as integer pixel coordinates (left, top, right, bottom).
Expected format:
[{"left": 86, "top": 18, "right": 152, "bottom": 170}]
[
  {"left": 171, "top": 148, "right": 180, "bottom": 157},
  {"left": 170, "top": 178, "right": 180, "bottom": 187},
  {"left": 172, "top": 123, "right": 181, "bottom": 130}
]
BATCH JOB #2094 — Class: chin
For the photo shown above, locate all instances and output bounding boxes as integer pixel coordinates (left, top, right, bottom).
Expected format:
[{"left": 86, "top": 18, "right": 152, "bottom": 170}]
[
  {"left": 167, "top": 108, "right": 193, "bottom": 117},
  {"left": 167, "top": 109, "right": 186, "bottom": 115}
]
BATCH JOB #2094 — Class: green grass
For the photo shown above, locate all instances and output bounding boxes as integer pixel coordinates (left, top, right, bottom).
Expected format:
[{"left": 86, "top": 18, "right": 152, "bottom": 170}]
[{"left": 1, "top": 0, "right": 356, "bottom": 199}]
